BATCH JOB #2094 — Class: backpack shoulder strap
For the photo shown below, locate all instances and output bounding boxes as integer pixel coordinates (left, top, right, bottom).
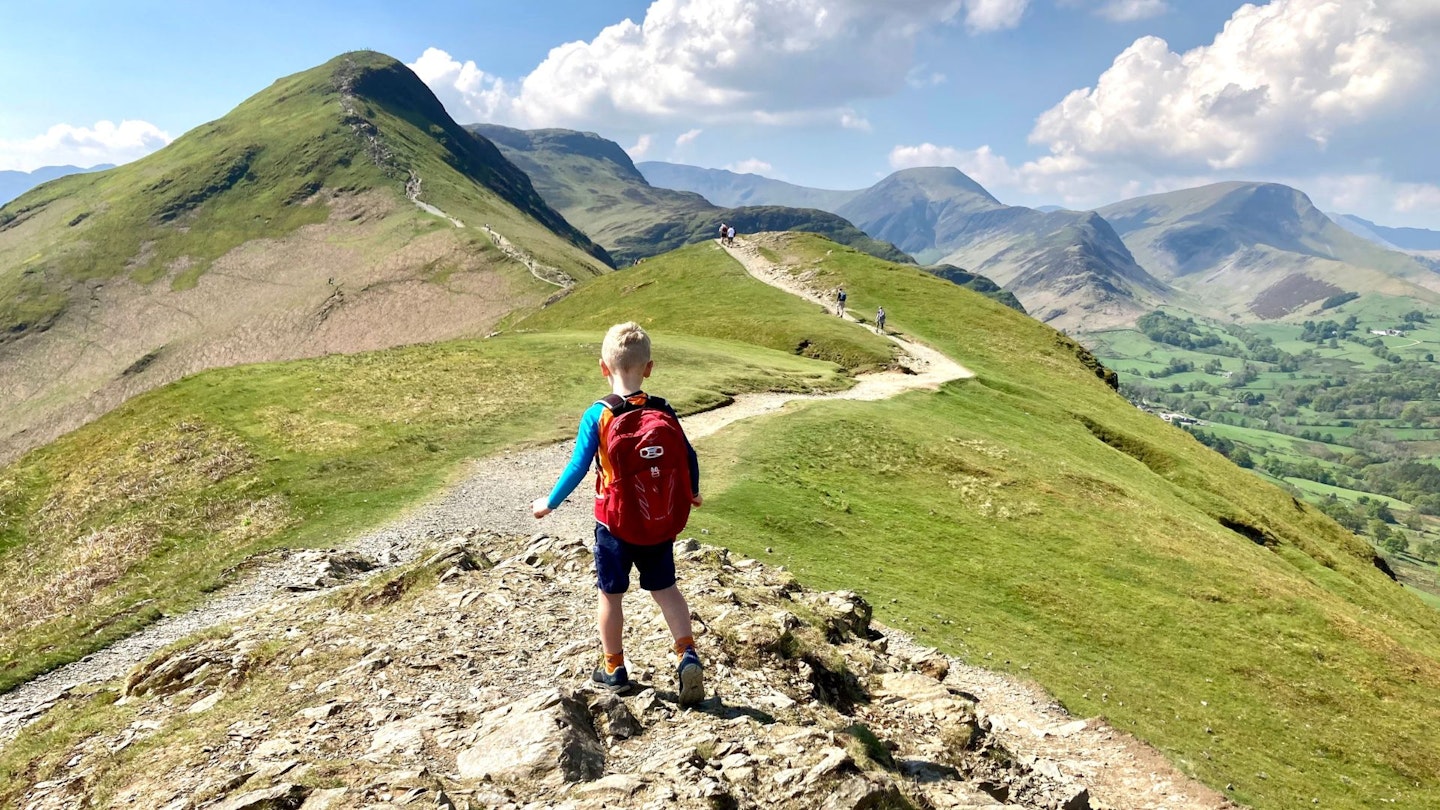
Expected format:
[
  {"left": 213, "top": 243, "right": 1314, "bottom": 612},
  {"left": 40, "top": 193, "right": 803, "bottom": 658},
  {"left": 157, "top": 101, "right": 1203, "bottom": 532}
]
[{"left": 596, "top": 393, "right": 625, "bottom": 411}]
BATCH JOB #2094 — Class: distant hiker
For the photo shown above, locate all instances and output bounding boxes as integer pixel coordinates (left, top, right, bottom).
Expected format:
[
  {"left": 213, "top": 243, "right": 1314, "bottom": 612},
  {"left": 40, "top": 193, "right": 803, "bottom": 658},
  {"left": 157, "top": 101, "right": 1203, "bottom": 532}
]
[
  {"left": 532, "top": 322, "right": 706, "bottom": 705},
  {"left": 875, "top": 306, "right": 886, "bottom": 333},
  {"left": 726, "top": 225, "right": 736, "bottom": 244},
  {"left": 718, "top": 222, "right": 728, "bottom": 242},
  {"left": 836, "top": 287, "right": 847, "bottom": 317}
]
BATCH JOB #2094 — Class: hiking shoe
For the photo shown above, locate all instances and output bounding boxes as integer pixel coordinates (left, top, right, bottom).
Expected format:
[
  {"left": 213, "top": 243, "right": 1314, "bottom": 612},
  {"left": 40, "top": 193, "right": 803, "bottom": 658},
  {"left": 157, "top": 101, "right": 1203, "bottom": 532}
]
[
  {"left": 676, "top": 646, "right": 704, "bottom": 706},
  {"left": 592, "top": 664, "right": 631, "bottom": 694}
]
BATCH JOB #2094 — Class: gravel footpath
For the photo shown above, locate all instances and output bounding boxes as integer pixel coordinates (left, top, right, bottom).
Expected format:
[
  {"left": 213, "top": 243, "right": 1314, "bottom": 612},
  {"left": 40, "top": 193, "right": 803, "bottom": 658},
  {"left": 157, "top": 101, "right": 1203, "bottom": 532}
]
[{"left": 0, "top": 234, "right": 966, "bottom": 742}]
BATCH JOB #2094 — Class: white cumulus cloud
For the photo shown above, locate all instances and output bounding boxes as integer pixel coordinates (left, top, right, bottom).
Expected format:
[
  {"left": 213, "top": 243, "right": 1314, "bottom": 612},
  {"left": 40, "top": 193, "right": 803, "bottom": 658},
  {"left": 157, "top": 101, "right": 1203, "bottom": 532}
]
[
  {"left": 1030, "top": 0, "right": 1440, "bottom": 172},
  {"left": 889, "top": 142, "right": 1091, "bottom": 197},
  {"left": 727, "top": 158, "right": 774, "bottom": 175},
  {"left": 675, "top": 128, "right": 704, "bottom": 147},
  {"left": 409, "top": 0, "right": 1032, "bottom": 131},
  {"left": 963, "top": 0, "right": 1029, "bottom": 32},
  {"left": 0, "top": 120, "right": 172, "bottom": 172}
]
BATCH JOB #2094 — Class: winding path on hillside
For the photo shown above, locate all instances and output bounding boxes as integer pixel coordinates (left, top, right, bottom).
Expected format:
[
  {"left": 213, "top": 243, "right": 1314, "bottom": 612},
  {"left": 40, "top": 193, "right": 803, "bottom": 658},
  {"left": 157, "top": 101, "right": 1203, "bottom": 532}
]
[{"left": 0, "top": 235, "right": 1230, "bottom": 809}]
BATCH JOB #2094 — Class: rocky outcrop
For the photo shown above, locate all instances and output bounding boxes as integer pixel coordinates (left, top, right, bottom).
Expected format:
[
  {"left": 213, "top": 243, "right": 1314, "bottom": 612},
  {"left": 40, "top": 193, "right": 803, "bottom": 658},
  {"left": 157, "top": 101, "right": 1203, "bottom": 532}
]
[
  {"left": 4, "top": 530, "right": 1233, "bottom": 810},
  {"left": 455, "top": 688, "right": 605, "bottom": 784}
]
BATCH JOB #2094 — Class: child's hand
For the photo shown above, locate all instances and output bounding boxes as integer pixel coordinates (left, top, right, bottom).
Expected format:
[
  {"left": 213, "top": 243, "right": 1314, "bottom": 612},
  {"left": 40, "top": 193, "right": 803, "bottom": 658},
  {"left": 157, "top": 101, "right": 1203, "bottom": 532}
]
[
  {"left": 531, "top": 498, "right": 553, "bottom": 519},
  {"left": 691, "top": 493, "right": 703, "bottom": 507}
]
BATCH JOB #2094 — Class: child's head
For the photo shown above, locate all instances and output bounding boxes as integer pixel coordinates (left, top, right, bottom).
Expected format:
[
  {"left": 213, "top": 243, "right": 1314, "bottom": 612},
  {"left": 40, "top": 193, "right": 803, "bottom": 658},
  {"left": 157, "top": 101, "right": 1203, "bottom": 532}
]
[{"left": 601, "top": 322, "right": 652, "bottom": 374}]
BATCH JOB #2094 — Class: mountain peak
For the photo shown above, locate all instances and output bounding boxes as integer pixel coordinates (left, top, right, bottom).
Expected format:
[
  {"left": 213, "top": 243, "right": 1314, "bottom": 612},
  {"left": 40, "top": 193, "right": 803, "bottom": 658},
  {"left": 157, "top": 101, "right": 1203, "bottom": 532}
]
[
  {"left": 470, "top": 124, "right": 644, "bottom": 181},
  {"left": 880, "top": 166, "right": 1000, "bottom": 205}
]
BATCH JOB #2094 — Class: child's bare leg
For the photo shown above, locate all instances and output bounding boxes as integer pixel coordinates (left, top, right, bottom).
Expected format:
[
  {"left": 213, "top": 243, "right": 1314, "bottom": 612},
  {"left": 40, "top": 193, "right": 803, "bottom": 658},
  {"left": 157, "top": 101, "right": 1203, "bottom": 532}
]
[
  {"left": 649, "top": 585, "right": 693, "bottom": 644},
  {"left": 598, "top": 591, "right": 625, "bottom": 655}
]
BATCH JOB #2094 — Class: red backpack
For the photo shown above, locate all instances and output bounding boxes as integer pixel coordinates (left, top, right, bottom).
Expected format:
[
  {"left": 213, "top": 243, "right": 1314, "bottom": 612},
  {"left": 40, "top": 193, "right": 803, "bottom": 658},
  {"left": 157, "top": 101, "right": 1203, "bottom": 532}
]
[{"left": 594, "top": 393, "right": 693, "bottom": 545}]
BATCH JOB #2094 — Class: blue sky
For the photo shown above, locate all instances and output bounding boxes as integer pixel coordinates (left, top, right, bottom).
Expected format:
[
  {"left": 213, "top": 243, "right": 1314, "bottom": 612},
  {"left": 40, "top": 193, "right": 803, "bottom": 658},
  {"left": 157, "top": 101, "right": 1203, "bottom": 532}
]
[{"left": 3, "top": 1, "right": 1438, "bottom": 227}]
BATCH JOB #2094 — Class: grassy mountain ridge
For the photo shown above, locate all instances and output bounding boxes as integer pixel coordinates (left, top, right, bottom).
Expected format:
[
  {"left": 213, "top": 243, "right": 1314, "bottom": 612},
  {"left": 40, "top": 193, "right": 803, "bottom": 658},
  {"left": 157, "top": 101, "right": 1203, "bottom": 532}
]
[
  {"left": 1098, "top": 182, "right": 1440, "bottom": 320},
  {"left": 468, "top": 123, "right": 911, "bottom": 265},
  {"left": 925, "top": 264, "right": 1026, "bottom": 313},
  {"left": 0, "top": 51, "right": 611, "bottom": 464},
  {"left": 2, "top": 232, "right": 1439, "bottom": 807},
  {"left": 679, "top": 234, "right": 1440, "bottom": 809}
]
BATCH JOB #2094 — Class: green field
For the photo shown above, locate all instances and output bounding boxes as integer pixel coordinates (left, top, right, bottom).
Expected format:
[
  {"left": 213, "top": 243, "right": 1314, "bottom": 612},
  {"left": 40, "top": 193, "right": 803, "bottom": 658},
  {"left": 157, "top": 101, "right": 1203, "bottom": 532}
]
[{"left": 1091, "top": 296, "right": 1440, "bottom": 589}]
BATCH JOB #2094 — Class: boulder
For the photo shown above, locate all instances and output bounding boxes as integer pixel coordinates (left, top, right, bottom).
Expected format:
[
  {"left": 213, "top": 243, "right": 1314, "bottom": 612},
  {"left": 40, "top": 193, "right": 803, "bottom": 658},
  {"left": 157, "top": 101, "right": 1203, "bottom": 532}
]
[
  {"left": 456, "top": 688, "right": 604, "bottom": 784},
  {"left": 422, "top": 541, "right": 494, "bottom": 572},
  {"left": 212, "top": 782, "right": 309, "bottom": 810},
  {"left": 368, "top": 714, "right": 451, "bottom": 757},
  {"left": 297, "top": 788, "right": 347, "bottom": 810},
  {"left": 811, "top": 591, "right": 873, "bottom": 641},
  {"left": 822, "top": 776, "right": 910, "bottom": 809},
  {"left": 587, "top": 690, "right": 643, "bottom": 740}
]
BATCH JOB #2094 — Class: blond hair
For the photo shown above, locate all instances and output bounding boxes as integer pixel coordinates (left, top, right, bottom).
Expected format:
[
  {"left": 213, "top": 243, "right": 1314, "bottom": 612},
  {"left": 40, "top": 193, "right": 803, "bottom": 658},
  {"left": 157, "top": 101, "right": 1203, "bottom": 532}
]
[{"left": 602, "top": 322, "right": 651, "bottom": 372}]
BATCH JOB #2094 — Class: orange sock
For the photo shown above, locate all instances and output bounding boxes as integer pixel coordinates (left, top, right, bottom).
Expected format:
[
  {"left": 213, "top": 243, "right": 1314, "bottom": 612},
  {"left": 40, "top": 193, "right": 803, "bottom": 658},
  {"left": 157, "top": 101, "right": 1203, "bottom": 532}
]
[
  {"left": 604, "top": 652, "right": 625, "bottom": 673},
  {"left": 673, "top": 636, "right": 695, "bottom": 655}
]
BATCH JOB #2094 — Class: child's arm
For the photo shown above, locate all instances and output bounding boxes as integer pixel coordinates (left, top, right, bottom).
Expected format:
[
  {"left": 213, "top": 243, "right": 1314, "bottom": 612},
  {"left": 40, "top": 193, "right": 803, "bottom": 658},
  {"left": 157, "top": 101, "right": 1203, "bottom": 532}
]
[{"left": 532, "top": 403, "right": 604, "bottom": 518}]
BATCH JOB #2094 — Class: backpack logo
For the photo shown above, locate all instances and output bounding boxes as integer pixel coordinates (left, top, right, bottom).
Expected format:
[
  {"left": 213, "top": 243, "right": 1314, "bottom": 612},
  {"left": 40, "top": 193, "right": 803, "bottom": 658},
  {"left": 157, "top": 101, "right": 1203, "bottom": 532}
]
[{"left": 640, "top": 446, "right": 664, "bottom": 459}]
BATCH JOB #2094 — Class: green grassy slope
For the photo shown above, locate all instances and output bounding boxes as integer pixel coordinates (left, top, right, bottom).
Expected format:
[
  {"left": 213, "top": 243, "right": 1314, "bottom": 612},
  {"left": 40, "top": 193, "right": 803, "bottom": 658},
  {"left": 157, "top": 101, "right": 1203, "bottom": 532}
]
[
  {"left": 0, "top": 51, "right": 622, "bottom": 466},
  {"left": 516, "top": 241, "right": 895, "bottom": 370},
  {"left": 468, "top": 124, "right": 911, "bottom": 265},
  {"left": 6, "top": 231, "right": 1440, "bottom": 808},
  {"left": 0, "top": 52, "right": 608, "bottom": 341},
  {"left": 0, "top": 331, "right": 854, "bottom": 691},
  {"left": 548, "top": 233, "right": 1438, "bottom": 809}
]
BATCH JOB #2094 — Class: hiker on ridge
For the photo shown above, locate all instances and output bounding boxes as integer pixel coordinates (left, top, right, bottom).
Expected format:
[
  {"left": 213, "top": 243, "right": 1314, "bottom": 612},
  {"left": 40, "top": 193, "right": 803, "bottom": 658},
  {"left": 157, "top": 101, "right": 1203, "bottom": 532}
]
[
  {"left": 531, "top": 322, "right": 706, "bottom": 706},
  {"left": 836, "top": 287, "right": 847, "bottom": 317},
  {"left": 718, "top": 222, "right": 727, "bottom": 242},
  {"left": 876, "top": 305, "right": 886, "bottom": 334},
  {"left": 726, "top": 225, "right": 736, "bottom": 245}
]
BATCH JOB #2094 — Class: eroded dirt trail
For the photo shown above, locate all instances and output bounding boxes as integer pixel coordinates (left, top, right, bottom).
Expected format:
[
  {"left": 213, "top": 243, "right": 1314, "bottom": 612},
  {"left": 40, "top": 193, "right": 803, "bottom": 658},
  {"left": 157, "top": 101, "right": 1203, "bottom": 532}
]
[{"left": 0, "top": 236, "right": 1233, "bottom": 809}]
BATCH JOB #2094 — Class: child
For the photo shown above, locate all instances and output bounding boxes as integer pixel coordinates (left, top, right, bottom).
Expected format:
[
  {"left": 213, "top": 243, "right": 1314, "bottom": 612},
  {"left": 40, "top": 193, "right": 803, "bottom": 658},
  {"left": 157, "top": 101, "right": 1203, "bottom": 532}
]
[{"left": 532, "top": 322, "right": 706, "bottom": 705}]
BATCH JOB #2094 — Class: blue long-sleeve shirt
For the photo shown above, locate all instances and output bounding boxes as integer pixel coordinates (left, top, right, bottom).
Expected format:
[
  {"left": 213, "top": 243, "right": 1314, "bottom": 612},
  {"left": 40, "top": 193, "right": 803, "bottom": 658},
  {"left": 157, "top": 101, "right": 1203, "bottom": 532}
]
[{"left": 545, "top": 393, "right": 699, "bottom": 510}]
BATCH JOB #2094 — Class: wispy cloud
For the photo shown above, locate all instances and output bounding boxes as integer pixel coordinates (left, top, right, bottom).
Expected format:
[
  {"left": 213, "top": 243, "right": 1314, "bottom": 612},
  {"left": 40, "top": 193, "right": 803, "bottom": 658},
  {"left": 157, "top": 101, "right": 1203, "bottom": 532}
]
[{"left": 0, "top": 120, "right": 171, "bottom": 172}]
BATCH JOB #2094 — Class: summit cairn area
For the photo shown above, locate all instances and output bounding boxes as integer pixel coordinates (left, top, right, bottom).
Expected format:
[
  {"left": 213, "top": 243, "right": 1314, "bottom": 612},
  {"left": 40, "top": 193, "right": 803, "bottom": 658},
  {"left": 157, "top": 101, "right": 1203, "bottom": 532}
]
[{"left": 7, "top": 530, "right": 1231, "bottom": 810}]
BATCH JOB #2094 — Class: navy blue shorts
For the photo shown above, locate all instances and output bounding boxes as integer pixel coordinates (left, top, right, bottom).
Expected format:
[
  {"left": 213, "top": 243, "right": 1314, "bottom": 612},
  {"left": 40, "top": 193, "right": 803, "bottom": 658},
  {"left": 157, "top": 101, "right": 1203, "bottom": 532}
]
[{"left": 594, "top": 523, "right": 676, "bottom": 594}]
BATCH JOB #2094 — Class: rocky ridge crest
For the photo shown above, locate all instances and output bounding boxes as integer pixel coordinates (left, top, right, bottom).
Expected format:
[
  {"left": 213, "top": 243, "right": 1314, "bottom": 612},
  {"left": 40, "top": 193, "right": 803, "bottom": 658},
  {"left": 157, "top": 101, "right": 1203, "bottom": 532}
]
[{"left": 8, "top": 529, "right": 1232, "bottom": 810}]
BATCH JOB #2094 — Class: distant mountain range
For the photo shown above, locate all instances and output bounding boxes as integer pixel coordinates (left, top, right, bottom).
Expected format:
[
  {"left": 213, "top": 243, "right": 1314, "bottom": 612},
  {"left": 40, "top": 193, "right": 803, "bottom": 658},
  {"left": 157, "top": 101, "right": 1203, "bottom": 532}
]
[
  {"left": 643, "top": 162, "right": 1440, "bottom": 328},
  {"left": 643, "top": 162, "right": 1167, "bottom": 329},
  {"left": 0, "top": 51, "right": 611, "bottom": 463},
  {"left": 637, "top": 162, "right": 858, "bottom": 211},
  {"left": 471, "top": 124, "right": 909, "bottom": 265},
  {"left": 0, "top": 164, "right": 114, "bottom": 206},
  {"left": 1097, "top": 183, "right": 1440, "bottom": 318},
  {"left": 1328, "top": 212, "right": 1440, "bottom": 254}
]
